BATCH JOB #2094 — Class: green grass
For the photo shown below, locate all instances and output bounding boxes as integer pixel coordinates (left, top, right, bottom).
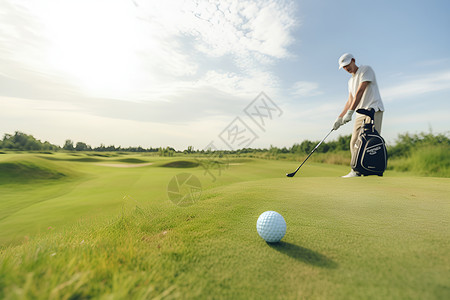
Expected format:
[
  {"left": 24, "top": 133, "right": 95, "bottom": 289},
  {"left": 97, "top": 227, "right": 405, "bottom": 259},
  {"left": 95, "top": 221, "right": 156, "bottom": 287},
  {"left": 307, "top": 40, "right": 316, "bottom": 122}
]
[
  {"left": 0, "top": 153, "right": 449, "bottom": 299},
  {"left": 114, "top": 158, "right": 149, "bottom": 164},
  {"left": 388, "top": 145, "right": 449, "bottom": 177},
  {"left": 160, "top": 160, "right": 200, "bottom": 168},
  {"left": 0, "top": 156, "right": 76, "bottom": 184}
]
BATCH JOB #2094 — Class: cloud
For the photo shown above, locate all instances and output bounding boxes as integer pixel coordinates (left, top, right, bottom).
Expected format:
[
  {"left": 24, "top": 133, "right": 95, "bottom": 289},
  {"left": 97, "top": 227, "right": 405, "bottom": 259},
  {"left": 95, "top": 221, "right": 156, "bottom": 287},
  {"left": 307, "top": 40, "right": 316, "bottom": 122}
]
[
  {"left": 290, "top": 81, "right": 323, "bottom": 97},
  {"left": 131, "top": 0, "right": 298, "bottom": 81},
  {"left": 142, "top": 0, "right": 297, "bottom": 60},
  {"left": 382, "top": 71, "right": 450, "bottom": 102},
  {"left": 0, "top": 0, "right": 298, "bottom": 103},
  {"left": 0, "top": 0, "right": 299, "bottom": 148}
]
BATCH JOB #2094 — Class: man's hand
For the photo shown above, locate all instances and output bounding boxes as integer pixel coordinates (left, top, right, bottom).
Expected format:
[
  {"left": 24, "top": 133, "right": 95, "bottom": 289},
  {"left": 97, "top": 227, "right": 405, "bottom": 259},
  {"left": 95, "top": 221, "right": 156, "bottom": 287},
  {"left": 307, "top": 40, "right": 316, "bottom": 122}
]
[
  {"left": 343, "top": 110, "right": 355, "bottom": 124},
  {"left": 333, "top": 117, "right": 343, "bottom": 130}
]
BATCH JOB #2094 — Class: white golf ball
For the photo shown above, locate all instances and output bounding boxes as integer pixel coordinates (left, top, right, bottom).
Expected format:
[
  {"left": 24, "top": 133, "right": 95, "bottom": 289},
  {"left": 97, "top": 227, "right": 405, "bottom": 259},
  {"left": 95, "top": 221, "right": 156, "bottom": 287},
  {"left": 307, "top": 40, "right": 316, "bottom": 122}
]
[{"left": 256, "top": 211, "right": 286, "bottom": 243}]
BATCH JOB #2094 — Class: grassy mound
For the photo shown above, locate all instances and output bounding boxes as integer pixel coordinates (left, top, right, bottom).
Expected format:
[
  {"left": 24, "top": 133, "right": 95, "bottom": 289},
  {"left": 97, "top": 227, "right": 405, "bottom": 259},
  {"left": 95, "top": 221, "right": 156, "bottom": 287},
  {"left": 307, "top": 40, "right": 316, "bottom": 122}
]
[
  {"left": 71, "top": 157, "right": 103, "bottom": 162},
  {"left": 86, "top": 153, "right": 118, "bottom": 157},
  {"left": 40, "top": 156, "right": 148, "bottom": 164},
  {"left": 115, "top": 158, "right": 148, "bottom": 164},
  {"left": 0, "top": 157, "right": 75, "bottom": 185},
  {"left": 160, "top": 160, "right": 199, "bottom": 168},
  {"left": 40, "top": 156, "right": 103, "bottom": 163}
]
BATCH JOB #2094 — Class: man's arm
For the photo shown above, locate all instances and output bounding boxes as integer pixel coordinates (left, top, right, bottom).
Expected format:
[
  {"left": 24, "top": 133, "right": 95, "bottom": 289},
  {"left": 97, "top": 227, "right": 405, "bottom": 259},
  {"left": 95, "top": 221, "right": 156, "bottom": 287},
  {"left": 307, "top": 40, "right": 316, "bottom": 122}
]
[
  {"left": 334, "top": 80, "right": 370, "bottom": 129},
  {"left": 339, "top": 93, "right": 354, "bottom": 117},
  {"left": 340, "top": 81, "right": 371, "bottom": 124},
  {"left": 333, "top": 93, "right": 353, "bottom": 130},
  {"left": 349, "top": 81, "right": 370, "bottom": 110}
]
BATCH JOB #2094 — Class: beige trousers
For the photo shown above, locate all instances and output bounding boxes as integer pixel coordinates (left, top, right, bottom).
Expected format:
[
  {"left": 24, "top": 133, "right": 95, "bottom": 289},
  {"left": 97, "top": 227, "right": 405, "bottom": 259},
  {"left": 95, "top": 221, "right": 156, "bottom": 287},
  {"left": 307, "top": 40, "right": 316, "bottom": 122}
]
[{"left": 350, "top": 111, "right": 383, "bottom": 167}]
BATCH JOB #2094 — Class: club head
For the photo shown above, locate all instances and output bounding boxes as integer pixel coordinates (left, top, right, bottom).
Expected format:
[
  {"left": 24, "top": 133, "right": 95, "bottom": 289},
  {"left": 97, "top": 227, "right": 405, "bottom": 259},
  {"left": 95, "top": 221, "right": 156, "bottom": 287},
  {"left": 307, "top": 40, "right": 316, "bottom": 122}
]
[{"left": 286, "top": 172, "right": 296, "bottom": 177}]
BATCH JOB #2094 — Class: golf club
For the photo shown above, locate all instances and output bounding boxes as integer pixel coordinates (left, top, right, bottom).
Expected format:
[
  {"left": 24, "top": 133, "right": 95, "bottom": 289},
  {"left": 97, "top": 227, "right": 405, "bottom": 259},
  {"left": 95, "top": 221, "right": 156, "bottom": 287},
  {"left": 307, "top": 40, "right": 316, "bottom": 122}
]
[{"left": 286, "top": 128, "right": 334, "bottom": 177}]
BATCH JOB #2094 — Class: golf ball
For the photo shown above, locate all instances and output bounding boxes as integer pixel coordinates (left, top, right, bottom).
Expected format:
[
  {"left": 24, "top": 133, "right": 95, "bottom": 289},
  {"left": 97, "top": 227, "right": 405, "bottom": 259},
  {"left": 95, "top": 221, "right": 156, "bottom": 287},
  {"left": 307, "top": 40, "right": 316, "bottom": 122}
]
[{"left": 256, "top": 211, "right": 286, "bottom": 243}]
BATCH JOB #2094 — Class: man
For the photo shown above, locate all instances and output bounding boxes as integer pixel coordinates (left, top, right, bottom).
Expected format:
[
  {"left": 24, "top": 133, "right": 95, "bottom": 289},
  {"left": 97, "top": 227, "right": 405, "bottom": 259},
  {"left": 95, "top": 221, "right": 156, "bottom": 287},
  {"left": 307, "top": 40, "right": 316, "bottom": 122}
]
[{"left": 333, "top": 53, "right": 385, "bottom": 178}]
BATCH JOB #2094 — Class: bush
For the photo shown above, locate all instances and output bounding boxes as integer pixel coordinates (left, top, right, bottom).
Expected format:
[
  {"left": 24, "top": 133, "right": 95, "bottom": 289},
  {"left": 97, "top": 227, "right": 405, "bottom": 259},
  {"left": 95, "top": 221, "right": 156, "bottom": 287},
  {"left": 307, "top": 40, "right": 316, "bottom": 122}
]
[{"left": 388, "top": 132, "right": 449, "bottom": 158}]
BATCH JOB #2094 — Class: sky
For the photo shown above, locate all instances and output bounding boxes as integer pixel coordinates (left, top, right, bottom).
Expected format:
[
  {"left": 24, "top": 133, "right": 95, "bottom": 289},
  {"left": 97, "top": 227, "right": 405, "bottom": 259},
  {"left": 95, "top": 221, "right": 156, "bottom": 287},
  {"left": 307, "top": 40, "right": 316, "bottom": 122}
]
[{"left": 1, "top": 0, "right": 449, "bottom": 150}]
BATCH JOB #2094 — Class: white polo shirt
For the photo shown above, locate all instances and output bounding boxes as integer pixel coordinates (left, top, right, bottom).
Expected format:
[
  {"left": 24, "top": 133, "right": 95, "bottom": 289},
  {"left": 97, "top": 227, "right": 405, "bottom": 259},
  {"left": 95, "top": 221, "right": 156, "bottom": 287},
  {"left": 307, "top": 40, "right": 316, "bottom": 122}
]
[{"left": 348, "top": 65, "right": 384, "bottom": 112}]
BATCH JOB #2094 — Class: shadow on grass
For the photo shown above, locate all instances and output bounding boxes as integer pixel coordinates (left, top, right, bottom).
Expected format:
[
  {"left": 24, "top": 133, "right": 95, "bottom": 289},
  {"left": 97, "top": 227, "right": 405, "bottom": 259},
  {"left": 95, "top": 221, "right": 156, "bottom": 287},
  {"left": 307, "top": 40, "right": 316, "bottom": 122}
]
[
  {"left": 160, "top": 161, "right": 200, "bottom": 168},
  {"left": 39, "top": 156, "right": 103, "bottom": 162},
  {"left": 268, "top": 242, "right": 338, "bottom": 269}
]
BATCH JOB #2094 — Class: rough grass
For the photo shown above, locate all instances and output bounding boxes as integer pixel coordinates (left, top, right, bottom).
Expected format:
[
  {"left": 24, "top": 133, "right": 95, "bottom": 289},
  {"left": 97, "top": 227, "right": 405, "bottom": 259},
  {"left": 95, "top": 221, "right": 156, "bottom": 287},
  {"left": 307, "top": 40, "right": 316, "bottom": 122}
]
[
  {"left": 307, "top": 151, "right": 350, "bottom": 165},
  {"left": 388, "top": 145, "right": 449, "bottom": 177}
]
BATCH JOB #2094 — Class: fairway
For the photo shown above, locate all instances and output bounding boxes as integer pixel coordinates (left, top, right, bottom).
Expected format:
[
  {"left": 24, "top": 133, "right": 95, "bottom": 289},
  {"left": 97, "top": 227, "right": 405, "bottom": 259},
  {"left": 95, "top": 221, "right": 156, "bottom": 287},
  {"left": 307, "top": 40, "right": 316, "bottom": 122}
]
[{"left": 0, "top": 153, "right": 449, "bottom": 299}]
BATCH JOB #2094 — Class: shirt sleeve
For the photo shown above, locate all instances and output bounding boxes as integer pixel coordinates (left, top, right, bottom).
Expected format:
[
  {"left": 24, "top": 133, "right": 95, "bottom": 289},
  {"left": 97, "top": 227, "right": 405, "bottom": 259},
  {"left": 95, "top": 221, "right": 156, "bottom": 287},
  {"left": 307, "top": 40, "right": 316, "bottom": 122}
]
[{"left": 361, "top": 66, "right": 375, "bottom": 82}]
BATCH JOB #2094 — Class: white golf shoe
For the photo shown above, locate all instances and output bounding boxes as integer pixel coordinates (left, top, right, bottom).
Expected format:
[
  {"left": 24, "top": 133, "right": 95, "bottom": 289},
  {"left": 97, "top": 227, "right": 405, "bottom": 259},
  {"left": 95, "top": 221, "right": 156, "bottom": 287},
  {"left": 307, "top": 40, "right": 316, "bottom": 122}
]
[{"left": 341, "top": 170, "right": 361, "bottom": 178}]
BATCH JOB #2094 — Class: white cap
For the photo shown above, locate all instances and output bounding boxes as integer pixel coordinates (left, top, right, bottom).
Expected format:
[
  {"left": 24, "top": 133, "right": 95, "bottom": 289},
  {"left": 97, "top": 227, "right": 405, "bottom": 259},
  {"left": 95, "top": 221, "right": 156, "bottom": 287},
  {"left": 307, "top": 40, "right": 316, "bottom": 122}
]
[{"left": 338, "top": 53, "right": 354, "bottom": 69}]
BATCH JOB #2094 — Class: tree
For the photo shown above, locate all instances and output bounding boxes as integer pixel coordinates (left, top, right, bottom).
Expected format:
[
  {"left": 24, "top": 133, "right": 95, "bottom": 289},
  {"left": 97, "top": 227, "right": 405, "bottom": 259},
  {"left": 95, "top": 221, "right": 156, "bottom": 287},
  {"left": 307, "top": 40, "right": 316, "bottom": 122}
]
[
  {"left": 1, "top": 140, "right": 15, "bottom": 149},
  {"left": 184, "top": 145, "right": 194, "bottom": 154},
  {"left": 25, "top": 139, "right": 40, "bottom": 151},
  {"left": 63, "top": 140, "right": 74, "bottom": 151},
  {"left": 42, "top": 141, "right": 59, "bottom": 151},
  {"left": 11, "top": 132, "right": 28, "bottom": 148},
  {"left": 159, "top": 147, "right": 175, "bottom": 157},
  {"left": 75, "top": 142, "right": 91, "bottom": 151}
]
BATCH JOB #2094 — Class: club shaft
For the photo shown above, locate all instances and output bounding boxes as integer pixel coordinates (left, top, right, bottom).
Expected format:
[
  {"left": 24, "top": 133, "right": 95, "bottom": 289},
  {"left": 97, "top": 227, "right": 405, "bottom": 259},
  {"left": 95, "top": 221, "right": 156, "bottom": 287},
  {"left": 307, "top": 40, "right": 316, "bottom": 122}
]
[{"left": 290, "top": 129, "right": 334, "bottom": 175}]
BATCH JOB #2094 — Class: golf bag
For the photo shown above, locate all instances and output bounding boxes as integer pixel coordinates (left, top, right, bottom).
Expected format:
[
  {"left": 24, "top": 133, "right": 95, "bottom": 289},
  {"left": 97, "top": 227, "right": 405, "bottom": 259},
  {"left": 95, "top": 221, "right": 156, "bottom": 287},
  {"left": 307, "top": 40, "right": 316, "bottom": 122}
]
[{"left": 351, "top": 108, "right": 387, "bottom": 176}]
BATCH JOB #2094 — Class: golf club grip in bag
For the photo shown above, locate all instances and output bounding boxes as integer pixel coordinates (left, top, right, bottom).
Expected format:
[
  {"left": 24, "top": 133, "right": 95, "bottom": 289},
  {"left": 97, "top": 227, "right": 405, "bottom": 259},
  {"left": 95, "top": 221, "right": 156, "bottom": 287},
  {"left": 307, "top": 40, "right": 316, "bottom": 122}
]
[{"left": 351, "top": 108, "right": 387, "bottom": 176}]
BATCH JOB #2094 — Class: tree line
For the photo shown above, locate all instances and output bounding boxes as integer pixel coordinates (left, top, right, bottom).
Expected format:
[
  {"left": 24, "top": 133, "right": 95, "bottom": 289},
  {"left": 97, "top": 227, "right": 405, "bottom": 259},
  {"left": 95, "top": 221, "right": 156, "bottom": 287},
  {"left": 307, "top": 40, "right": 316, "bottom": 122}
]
[
  {"left": 1, "top": 131, "right": 448, "bottom": 157},
  {"left": 60, "top": 139, "right": 162, "bottom": 153},
  {"left": 0, "top": 131, "right": 351, "bottom": 154},
  {"left": 0, "top": 132, "right": 160, "bottom": 153}
]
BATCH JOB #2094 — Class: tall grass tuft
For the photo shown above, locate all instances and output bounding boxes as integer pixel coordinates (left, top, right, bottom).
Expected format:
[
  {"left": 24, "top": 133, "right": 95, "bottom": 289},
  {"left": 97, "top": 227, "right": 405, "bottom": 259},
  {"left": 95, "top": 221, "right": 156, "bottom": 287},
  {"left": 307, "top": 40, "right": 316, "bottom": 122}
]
[
  {"left": 388, "top": 145, "right": 449, "bottom": 177},
  {"left": 308, "top": 151, "right": 350, "bottom": 165}
]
